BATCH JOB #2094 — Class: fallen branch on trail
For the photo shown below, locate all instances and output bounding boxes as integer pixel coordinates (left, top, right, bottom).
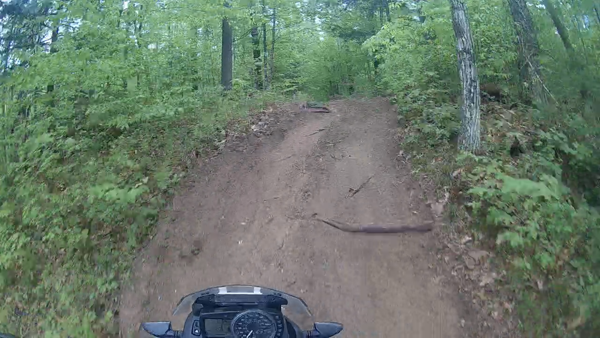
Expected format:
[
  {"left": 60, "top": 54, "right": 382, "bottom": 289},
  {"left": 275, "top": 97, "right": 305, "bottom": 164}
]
[
  {"left": 313, "top": 216, "right": 434, "bottom": 233},
  {"left": 306, "top": 128, "right": 326, "bottom": 136},
  {"left": 300, "top": 107, "right": 331, "bottom": 113},
  {"left": 347, "top": 175, "right": 374, "bottom": 197},
  {"left": 274, "top": 154, "right": 294, "bottom": 162}
]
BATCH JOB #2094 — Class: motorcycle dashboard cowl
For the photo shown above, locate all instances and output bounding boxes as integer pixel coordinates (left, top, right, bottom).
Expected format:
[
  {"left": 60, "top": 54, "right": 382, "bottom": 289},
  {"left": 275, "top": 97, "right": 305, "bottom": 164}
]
[
  {"left": 141, "top": 285, "right": 311, "bottom": 338},
  {"left": 173, "top": 285, "right": 311, "bottom": 318}
]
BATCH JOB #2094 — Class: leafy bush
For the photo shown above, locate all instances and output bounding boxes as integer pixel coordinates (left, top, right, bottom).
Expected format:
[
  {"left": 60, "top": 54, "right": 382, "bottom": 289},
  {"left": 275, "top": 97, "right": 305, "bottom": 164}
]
[
  {"left": 461, "top": 129, "right": 600, "bottom": 335},
  {"left": 403, "top": 102, "right": 460, "bottom": 148},
  {"left": 0, "top": 0, "right": 311, "bottom": 334},
  {"left": 378, "top": 0, "right": 600, "bottom": 335},
  {"left": 401, "top": 99, "right": 600, "bottom": 336},
  {"left": 298, "top": 36, "right": 373, "bottom": 100},
  {"left": 0, "top": 85, "right": 278, "bottom": 336}
]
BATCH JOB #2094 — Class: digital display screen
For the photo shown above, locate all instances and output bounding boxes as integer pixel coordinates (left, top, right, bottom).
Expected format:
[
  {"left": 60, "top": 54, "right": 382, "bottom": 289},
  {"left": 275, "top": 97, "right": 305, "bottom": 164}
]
[{"left": 204, "top": 319, "right": 232, "bottom": 335}]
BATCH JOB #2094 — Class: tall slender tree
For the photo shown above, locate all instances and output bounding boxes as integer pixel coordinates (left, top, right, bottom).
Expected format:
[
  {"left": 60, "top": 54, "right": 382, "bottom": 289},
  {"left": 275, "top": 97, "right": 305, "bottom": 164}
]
[
  {"left": 269, "top": 7, "right": 276, "bottom": 85},
  {"left": 221, "top": 16, "right": 233, "bottom": 90},
  {"left": 251, "top": 25, "right": 262, "bottom": 89},
  {"left": 543, "top": 0, "right": 573, "bottom": 51},
  {"left": 261, "top": 0, "right": 269, "bottom": 89},
  {"left": 384, "top": 0, "right": 391, "bottom": 22},
  {"left": 507, "top": 0, "right": 546, "bottom": 104},
  {"left": 448, "top": 0, "right": 481, "bottom": 152},
  {"left": 542, "top": 0, "right": 588, "bottom": 99}
]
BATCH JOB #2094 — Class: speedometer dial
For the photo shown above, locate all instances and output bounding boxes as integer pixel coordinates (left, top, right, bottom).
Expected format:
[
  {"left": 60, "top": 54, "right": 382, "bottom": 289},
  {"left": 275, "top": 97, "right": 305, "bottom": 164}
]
[{"left": 231, "top": 310, "right": 277, "bottom": 338}]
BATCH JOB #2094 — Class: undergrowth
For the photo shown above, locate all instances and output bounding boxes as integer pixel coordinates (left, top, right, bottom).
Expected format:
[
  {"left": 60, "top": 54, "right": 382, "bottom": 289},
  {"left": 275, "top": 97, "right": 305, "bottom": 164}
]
[
  {"left": 0, "top": 87, "right": 286, "bottom": 337},
  {"left": 399, "top": 94, "right": 600, "bottom": 337}
]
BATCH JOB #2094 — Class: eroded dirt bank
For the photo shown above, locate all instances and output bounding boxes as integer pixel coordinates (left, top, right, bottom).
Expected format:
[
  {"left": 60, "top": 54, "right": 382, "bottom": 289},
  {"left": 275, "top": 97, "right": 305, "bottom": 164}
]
[{"left": 119, "top": 98, "right": 469, "bottom": 338}]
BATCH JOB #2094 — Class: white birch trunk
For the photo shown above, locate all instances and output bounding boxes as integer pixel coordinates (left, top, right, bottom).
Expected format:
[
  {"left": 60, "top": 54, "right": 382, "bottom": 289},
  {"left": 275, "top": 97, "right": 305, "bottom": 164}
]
[{"left": 449, "top": 0, "right": 481, "bottom": 152}]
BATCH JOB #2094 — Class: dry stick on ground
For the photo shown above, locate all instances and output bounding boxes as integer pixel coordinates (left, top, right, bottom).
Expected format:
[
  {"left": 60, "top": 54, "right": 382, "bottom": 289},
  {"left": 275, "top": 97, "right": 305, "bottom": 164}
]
[
  {"left": 313, "top": 216, "right": 434, "bottom": 234},
  {"left": 306, "top": 128, "right": 326, "bottom": 137},
  {"left": 347, "top": 175, "right": 374, "bottom": 197},
  {"left": 300, "top": 107, "right": 331, "bottom": 113},
  {"left": 273, "top": 154, "right": 294, "bottom": 162}
]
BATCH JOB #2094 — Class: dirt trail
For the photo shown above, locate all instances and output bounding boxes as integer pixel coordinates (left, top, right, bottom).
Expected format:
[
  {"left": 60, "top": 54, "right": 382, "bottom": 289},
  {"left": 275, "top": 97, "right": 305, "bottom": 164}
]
[{"left": 120, "top": 98, "right": 467, "bottom": 338}]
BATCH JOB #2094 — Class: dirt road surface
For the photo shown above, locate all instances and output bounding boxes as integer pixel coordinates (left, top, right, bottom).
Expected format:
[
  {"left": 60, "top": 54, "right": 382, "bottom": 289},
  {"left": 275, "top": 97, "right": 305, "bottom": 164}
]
[{"left": 119, "top": 98, "right": 470, "bottom": 338}]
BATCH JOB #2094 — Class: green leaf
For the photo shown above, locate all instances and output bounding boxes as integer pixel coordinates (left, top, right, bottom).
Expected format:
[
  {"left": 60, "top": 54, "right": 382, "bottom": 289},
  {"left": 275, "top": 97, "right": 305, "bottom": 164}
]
[{"left": 497, "top": 231, "right": 525, "bottom": 248}]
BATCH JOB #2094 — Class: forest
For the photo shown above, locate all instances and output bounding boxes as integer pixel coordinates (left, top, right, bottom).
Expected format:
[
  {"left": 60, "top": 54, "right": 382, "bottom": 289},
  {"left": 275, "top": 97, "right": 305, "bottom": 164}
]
[{"left": 0, "top": 0, "right": 599, "bottom": 336}]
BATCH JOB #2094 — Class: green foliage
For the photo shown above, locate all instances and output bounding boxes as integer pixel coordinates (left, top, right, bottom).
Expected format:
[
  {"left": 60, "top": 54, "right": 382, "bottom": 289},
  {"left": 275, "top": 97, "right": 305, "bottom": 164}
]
[
  {"left": 467, "top": 0, "right": 517, "bottom": 82},
  {"left": 364, "top": 15, "right": 457, "bottom": 98},
  {"left": 363, "top": 0, "right": 518, "bottom": 102},
  {"left": 0, "top": 0, "right": 306, "bottom": 335},
  {"left": 403, "top": 101, "right": 460, "bottom": 148},
  {"left": 368, "top": 0, "right": 600, "bottom": 336},
  {"left": 298, "top": 36, "right": 372, "bottom": 100},
  {"left": 0, "top": 83, "right": 277, "bottom": 336},
  {"left": 403, "top": 104, "right": 600, "bottom": 337},
  {"left": 460, "top": 124, "right": 600, "bottom": 335}
]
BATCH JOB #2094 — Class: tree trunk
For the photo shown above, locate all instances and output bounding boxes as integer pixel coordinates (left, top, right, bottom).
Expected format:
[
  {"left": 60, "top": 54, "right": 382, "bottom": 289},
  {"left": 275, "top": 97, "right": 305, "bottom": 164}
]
[
  {"left": 269, "top": 7, "right": 276, "bottom": 85},
  {"left": 507, "top": 0, "right": 546, "bottom": 104},
  {"left": 542, "top": 0, "right": 588, "bottom": 99},
  {"left": 191, "top": 25, "right": 200, "bottom": 91},
  {"left": 251, "top": 26, "right": 262, "bottom": 89},
  {"left": 262, "top": 23, "right": 268, "bottom": 89},
  {"left": 221, "top": 17, "right": 233, "bottom": 91},
  {"left": 261, "top": 0, "right": 269, "bottom": 90},
  {"left": 449, "top": 0, "right": 481, "bottom": 152},
  {"left": 594, "top": 5, "right": 600, "bottom": 25},
  {"left": 46, "top": 23, "right": 60, "bottom": 94},
  {"left": 384, "top": 0, "right": 391, "bottom": 22},
  {"left": 542, "top": 0, "right": 573, "bottom": 50},
  {"left": 134, "top": 5, "right": 144, "bottom": 49}
]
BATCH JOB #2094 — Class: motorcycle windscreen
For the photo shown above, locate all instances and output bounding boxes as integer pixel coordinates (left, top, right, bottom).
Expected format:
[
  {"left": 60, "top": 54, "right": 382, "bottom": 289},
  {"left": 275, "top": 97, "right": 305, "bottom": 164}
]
[{"left": 172, "top": 285, "right": 313, "bottom": 329}]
